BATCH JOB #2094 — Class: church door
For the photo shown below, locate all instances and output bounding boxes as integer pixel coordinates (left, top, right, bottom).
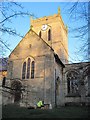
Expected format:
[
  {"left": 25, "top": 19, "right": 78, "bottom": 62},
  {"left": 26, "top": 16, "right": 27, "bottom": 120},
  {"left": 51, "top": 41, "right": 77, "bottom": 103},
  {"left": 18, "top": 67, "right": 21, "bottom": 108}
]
[
  {"left": 11, "top": 80, "right": 22, "bottom": 103},
  {"left": 14, "top": 91, "right": 21, "bottom": 103}
]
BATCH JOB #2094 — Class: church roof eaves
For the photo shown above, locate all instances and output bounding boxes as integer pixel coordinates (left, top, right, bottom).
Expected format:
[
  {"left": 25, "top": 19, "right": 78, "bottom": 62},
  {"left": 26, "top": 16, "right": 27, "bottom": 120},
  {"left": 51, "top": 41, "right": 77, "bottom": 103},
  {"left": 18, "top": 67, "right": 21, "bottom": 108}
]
[
  {"left": 65, "top": 61, "right": 90, "bottom": 66},
  {"left": 54, "top": 53, "right": 65, "bottom": 68}
]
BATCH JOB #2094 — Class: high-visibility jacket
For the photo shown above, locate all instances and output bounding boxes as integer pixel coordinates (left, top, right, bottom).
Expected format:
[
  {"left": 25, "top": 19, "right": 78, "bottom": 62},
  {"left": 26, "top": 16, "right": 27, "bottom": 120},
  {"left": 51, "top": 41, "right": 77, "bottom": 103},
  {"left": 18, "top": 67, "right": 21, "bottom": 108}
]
[{"left": 37, "top": 101, "right": 43, "bottom": 107}]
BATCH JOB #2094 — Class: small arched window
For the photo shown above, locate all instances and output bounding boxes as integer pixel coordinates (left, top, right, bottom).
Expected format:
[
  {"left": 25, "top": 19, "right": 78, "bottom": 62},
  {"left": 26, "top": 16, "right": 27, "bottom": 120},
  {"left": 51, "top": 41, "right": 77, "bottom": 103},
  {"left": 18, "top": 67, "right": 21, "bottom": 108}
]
[
  {"left": 39, "top": 31, "right": 41, "bottom": 38},
  {"left": 48, "top": 29, "right": 51, "bottom": 41},
  {"left": 26, "top": 58, "right": 30, "bottom": 79},
  {"left": 22, "top": 62, "right": 26, "bottom": 79},
  {"left": 31, "top": 61, "right": 35, "bottom": 79}
]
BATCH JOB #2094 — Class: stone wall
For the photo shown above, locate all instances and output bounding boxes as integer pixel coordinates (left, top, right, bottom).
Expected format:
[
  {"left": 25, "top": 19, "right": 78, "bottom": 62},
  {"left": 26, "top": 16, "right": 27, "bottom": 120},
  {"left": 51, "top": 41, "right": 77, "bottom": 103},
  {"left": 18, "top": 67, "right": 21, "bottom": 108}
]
[
  {"left": 31, "top": 14, "right": 68, "bottom": 64},
  {"left": 6, "top": 30, "right": 56, "bottom": 107},
  {"left": 63, "top": 62, "right": 90, "bottom": 105}
]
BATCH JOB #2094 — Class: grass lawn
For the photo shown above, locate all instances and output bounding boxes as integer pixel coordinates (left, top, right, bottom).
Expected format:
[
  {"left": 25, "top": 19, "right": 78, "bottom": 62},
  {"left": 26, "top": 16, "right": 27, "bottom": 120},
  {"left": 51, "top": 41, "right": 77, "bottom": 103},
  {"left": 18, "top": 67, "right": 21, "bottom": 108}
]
[{"left": 2, "top": 104, "right": 90, "bottom": 118}]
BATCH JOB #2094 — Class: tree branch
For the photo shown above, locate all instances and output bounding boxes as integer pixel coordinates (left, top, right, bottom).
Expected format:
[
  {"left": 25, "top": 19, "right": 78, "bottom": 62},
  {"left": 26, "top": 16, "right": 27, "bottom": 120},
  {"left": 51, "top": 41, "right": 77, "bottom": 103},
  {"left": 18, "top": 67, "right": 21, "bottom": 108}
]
[{"left": 0, "top": 12, "right": 33, "bottom": 24}]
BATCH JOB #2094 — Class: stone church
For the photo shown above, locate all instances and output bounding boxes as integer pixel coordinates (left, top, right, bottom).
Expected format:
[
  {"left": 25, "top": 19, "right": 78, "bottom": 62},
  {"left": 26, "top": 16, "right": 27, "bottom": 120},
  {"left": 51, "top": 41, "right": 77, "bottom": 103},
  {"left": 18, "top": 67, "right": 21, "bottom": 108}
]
[{"left": 2, "top": 8, "right": 90, "bottom": 108}]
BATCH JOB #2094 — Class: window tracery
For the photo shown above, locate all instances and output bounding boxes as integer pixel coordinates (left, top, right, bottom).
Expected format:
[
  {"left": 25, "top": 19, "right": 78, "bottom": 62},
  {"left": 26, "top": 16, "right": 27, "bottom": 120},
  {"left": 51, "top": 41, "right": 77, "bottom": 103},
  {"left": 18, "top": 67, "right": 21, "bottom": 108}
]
[
  {"left": 22, "top": 57, "right": 35, "bottom": 80},
  {"left": 67, "top": 71, "right": 79, "bottom": 95}
]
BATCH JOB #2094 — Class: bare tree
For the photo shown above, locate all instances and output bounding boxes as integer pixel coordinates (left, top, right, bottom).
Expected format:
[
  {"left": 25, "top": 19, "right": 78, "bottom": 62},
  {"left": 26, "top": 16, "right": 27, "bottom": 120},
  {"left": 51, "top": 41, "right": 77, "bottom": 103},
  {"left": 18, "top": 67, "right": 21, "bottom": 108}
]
[
  {"left": 66, "top": 1, "right": 89, "bottom": 62},
  {"left": 0, "top": 1, "right": 34, "bottom": 57}
]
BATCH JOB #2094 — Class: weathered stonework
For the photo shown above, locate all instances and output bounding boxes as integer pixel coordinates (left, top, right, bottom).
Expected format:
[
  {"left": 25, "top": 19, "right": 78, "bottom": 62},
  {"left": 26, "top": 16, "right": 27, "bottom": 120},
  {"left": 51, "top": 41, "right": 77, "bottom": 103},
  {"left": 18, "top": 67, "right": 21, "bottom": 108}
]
[
  {"left": 63, "top": 62, "right": 90, "bottom": 105},
  {"left": 2, "top": 10, "right": 90, "bottom": 108}
]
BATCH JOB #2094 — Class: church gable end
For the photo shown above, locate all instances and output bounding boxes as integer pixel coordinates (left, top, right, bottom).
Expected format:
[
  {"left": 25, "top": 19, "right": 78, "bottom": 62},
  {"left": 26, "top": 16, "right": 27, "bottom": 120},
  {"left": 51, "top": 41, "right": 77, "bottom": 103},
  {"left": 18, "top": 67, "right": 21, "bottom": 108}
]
[{"left": 9, "top": 29, "right": 52, "bottom": 60}]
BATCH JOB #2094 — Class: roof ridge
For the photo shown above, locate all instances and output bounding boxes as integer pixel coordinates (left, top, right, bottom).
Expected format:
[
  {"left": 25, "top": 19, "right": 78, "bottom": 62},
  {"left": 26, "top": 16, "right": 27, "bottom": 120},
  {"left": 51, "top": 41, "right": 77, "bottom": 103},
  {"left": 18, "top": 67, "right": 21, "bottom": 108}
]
[{"left": 30, "top": 29, "right": 54, "bottom": 51}]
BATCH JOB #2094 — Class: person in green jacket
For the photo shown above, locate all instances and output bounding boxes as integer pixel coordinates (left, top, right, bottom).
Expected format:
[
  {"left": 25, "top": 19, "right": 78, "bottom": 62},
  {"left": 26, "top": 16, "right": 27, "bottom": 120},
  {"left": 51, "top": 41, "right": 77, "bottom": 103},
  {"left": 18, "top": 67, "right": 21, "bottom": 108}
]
[{"left": 37, "top": 100, "right": 43, "bottom": 108}]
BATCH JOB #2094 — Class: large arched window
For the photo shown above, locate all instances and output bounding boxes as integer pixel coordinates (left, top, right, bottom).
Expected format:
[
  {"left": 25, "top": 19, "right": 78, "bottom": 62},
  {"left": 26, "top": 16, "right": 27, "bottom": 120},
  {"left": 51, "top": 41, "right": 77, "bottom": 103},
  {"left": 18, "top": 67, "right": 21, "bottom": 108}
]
[
  {"left": 22, "top": 62, "right": 26, "bottom": 79},
  {"left": 31, "top": 61, "right": 35, "bottom": 79},
  {"left": 26, "top": 58, "right": 30, "bottom": 79},
  {"left": 39, "top": 31, "right": 41, "bottom": 38},
  {"left": 48, "top": 29, "right": 51, "bottom": 41},
  {"left": 67, "top": 71, "right": 79, "bottom": 95},
  {"left": 22, "top": 57, "right": 35, "bottom": 80}
]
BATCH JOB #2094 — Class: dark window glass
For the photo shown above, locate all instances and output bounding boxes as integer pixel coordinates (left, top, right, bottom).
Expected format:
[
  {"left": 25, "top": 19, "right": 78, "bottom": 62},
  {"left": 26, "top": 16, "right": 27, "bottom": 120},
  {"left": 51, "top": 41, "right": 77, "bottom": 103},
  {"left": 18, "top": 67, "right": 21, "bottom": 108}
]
[
  {"left": 31, "top": 61, "right": 35, "bottom": 79},
  {"left": 39, "top": 31, "right": 41, "bottom": 38},
  {"left": 67, "top": 78, "right": 70, "bottom": 93},
  {"left": 48, "top": 29, "right": 51, "bottom": 41},
  {"left": 22, "top": 62, "right": 26, "bottom": 79},
  {"left": 2, "top": 77, "right": 6, "bottom": 87},
  {"left": 26, "top": 58, "right": 30, "bottom": 79}
]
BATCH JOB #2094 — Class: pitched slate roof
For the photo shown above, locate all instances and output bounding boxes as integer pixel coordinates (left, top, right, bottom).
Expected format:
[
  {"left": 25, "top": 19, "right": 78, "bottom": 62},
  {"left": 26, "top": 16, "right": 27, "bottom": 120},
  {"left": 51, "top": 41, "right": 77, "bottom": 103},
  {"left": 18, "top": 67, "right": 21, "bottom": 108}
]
[{"left": 0, "top": 58, "right": 8, "bottom": 72}]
